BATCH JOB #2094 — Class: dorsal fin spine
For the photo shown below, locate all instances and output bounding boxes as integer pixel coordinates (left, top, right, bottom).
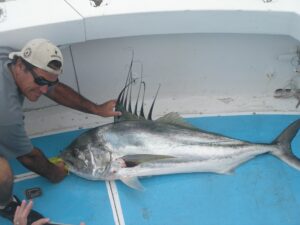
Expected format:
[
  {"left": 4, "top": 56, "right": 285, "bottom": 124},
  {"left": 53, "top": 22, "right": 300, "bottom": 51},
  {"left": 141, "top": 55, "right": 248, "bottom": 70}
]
[
  {"left": 140, "top": 82, "right": 146, "bottom": 119},
  {"left": 134, "top": 76, "right": 143, "bottom": 116},
  {"left": 147, "top": 84, "right": 160, "bottom": 120}
]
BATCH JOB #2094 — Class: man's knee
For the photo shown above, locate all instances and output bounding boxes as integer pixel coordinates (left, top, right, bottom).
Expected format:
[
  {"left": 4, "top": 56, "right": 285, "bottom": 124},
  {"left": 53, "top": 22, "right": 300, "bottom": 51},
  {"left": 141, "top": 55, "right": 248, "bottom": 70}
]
[
  {"left": 0, "top": 156, "right": 13, "bottom": 205},
  {"left": 0, "top": 156, "right": 13, "bottom": 181}
]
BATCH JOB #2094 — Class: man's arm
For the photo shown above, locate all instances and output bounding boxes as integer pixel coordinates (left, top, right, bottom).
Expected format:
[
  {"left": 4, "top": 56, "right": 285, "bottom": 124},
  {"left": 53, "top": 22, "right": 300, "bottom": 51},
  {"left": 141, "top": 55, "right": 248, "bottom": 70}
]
[
  {"left": 17, "top": 147, "right": 67, "bottom": 183},
  {"left": 46, "top": 83, "right": 121, "bottom": 117}
]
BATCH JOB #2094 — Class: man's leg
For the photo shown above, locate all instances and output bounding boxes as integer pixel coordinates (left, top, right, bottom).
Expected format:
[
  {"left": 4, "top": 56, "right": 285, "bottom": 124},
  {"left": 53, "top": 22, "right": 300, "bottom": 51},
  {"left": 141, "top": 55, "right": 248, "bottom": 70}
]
[
  {"left": 0, "top": 156, "right": 13, "bottom": 208},
  {"left": 17, "top": 147, "right": 67, "bottom": 183},
  {"left": 0, "top": 156, "right": 47, "bottom": 224}
]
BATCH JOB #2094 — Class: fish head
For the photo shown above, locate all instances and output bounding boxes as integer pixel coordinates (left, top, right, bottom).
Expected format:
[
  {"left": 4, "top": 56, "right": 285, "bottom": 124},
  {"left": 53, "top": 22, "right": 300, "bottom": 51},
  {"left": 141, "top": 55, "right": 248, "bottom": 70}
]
[{"left": 60, "top": 142, "right": 112, "bottom": 180}]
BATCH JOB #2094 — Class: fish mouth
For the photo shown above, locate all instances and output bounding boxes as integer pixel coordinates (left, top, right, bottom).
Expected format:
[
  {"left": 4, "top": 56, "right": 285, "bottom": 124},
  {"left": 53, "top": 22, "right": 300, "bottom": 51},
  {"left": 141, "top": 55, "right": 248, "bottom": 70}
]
[
  {"left": 59, "top": 151, "right": 75, "bottom": 167},
  {"left": 64, "top": 159, "right": 74, "bottom": 166}
]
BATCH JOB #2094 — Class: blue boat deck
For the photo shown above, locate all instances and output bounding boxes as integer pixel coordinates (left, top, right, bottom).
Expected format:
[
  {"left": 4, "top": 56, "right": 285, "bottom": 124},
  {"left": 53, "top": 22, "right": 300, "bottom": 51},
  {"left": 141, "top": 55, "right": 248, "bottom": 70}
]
[{"left": 1, "top": 115, "right": 300, "bottom": 225}]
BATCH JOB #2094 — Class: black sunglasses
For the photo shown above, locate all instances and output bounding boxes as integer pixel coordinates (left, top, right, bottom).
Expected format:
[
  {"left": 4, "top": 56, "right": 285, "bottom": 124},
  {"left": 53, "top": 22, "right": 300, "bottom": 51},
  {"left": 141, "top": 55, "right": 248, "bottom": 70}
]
[{"left": 30, "top": 69, "right": 59, "bottom": 87}]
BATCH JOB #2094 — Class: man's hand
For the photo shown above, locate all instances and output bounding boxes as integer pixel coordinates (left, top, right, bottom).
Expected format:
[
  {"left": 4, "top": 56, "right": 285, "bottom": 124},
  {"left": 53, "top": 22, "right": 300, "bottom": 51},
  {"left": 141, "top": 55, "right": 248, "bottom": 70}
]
[
  {"left": 17, "top": 148, "right": 68, "bottom": 184},
  {"left": 93, "top": 99, "right": 122, "bottom": 117},
  {"left": 14, "top": 200, "right": 50, "bottom": 225},
  {"left": 14, "top": 200, "right": 86, "bottom": 225}
]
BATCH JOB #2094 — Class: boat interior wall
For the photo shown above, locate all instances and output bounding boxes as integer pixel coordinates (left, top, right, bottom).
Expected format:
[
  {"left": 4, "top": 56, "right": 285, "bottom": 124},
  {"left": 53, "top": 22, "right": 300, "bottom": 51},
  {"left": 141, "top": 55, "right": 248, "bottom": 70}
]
[
  {"left": 1, "top": 0, "right": 300, "bottom": 46},
  {"left": 2, "top": 0, "right": 300, "bottom": 135},
  {"left": 83, "top": 10, "right": 300, "bottom": 41},
  {"left": 22, "top": 33, "right": 300, "bottom": 136},
  {"left": 62, "top": 0, "right": 300, "bottom": 41}
]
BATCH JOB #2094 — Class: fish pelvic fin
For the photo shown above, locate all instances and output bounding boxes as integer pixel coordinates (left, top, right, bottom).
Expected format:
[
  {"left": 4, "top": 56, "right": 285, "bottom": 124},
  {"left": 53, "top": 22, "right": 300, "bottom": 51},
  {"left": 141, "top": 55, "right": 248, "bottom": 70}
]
[
  {"left": 271, "top": 119, "right": 300, "bottom": 171},
  {"left": 120, "top": 177, "right": 144, "bottom": 191},
  {"left": 156, "top": 112, "right": 200, "bottom": 131},
  {"left": 121, "top": 154, "right": 174, "bottom": 167}
]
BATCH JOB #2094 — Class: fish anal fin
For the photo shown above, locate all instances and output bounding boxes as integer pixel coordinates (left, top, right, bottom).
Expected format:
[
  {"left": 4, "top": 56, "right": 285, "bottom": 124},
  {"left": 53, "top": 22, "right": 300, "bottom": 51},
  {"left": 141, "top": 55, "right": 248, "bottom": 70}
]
[
  {"left": 156, "top": 112, "right": 200, "bottom": 130},
  {"left": 120, "top": 177, "right": 144, "bottom": 191}
]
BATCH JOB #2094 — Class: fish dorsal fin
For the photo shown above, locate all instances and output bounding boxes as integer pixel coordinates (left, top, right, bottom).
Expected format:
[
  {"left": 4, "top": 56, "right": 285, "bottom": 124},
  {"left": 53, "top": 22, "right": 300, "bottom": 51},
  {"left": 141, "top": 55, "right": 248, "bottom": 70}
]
[
  {"left": 120, "top": 177, "right": 145, "bottom": 191},
  {"left": 115, "top": 55, "right": 158, "bottom": 123},
  {"left": 156, "top": 112, "right": 200, "bottom": 130},
  {"left": 118, "top": 111, "right": 140, "bottom": 122}
]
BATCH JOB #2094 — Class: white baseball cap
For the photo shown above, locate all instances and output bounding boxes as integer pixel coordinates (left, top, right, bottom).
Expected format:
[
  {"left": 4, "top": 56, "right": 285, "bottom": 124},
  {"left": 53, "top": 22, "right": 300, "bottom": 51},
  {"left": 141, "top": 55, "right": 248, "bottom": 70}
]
[{"left": 9, "top": 38, "right": 63, "bottom": 75}]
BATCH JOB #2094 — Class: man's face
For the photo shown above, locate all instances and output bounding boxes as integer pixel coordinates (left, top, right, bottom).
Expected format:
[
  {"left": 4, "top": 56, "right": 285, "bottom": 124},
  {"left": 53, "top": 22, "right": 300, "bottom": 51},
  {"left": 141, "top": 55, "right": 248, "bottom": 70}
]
[{"left": 16, "top": 61, "right": 59, "bottom": 102}]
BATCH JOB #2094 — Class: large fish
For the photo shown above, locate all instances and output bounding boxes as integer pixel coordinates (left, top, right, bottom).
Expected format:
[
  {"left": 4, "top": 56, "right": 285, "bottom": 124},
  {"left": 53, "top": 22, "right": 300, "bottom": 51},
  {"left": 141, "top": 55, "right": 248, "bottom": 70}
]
[{"left": 60, "top": 64, "right": 300, "bottom": 190}]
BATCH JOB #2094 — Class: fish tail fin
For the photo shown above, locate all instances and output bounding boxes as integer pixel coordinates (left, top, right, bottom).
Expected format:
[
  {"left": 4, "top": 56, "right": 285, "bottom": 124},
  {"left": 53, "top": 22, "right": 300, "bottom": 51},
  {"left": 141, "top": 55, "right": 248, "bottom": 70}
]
[{"left": 271, "top": 119, "right": 300, "bottom": 170}]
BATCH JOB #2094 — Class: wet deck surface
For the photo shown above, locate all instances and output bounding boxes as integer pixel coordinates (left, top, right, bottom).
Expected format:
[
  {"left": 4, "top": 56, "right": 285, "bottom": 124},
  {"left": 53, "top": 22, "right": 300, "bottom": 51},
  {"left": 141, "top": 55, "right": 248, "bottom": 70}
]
[{"left": 1, "top": 115, "right": 300, "bottom": 225}]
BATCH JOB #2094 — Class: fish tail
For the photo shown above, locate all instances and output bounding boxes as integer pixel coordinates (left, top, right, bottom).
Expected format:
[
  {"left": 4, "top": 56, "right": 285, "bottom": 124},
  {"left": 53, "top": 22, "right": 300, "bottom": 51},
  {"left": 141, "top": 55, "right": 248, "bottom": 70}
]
[{"left": 271, "top": 119, "right": 300, "bottom": 170}]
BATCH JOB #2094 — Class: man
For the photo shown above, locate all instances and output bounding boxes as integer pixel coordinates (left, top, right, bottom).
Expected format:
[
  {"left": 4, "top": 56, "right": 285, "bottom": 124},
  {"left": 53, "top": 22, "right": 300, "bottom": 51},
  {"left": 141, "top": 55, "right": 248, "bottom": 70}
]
[{"left": 0, "top": 39, "right": 121, "bottom": 224}]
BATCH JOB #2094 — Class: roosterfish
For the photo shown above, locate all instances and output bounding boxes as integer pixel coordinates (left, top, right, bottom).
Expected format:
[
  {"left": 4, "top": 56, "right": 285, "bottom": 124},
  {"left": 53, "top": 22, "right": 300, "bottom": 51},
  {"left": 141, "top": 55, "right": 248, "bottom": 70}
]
[{"left": 60, "top": 61, "right": 300, "bottom": 190}]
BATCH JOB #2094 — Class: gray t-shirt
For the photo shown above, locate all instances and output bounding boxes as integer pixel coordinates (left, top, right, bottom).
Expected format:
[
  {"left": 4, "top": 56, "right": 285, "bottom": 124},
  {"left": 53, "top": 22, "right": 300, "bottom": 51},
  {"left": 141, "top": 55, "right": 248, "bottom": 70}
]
[{"left": 0, "top": 48, "right": 33, "bottom": 159}]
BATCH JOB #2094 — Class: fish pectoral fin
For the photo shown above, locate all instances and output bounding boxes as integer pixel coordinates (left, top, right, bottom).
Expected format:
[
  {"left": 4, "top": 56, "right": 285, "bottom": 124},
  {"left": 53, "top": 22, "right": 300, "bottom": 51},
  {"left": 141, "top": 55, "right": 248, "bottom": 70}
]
[
  {"left": 121, "top": 177, "right": 144, "bottom": 191},
  {"left": 121, "top": 154, "right": 174, "bottom": 167}
]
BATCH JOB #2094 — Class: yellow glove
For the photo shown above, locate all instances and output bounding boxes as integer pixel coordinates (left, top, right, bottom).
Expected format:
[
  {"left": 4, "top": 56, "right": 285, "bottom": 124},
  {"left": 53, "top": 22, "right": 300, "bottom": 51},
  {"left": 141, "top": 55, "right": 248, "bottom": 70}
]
[{"left": 49, "top": 157, "right": 69, "bottom": 173}]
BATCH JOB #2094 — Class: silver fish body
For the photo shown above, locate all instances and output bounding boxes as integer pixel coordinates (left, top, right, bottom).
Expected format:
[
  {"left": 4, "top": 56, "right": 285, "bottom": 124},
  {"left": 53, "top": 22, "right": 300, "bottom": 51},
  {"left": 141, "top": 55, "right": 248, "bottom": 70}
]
[
  {"left": 60, "top": 116, "right": 300, "bottom": 189},
  {"left": 61, "top": 57, "right": 300, "bottom": 189}
]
